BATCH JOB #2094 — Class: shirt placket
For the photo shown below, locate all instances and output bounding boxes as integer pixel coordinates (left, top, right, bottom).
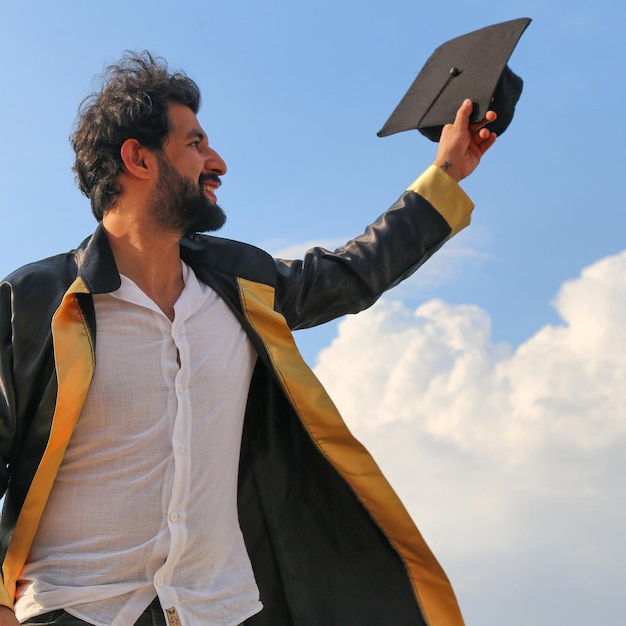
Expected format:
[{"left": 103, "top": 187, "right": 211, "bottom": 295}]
[{"left": 154, "top": 306, "right": 192, "bottom": 616}]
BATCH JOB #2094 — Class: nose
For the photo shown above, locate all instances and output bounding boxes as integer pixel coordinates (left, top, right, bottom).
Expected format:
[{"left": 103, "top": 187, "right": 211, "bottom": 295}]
[{"left": 205, "top": 147, "right": 227, "bottom": 176}]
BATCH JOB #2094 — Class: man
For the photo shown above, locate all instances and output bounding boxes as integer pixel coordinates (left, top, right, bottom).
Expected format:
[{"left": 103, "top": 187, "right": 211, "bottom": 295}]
[{"left": 0, "top": 52, "right": 496, "bottom": 626}]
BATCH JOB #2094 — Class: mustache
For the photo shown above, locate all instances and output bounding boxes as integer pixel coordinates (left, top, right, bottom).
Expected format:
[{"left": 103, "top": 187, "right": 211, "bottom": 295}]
[{"left": 199, "top": 173, "right": 221, "bottom": 188}]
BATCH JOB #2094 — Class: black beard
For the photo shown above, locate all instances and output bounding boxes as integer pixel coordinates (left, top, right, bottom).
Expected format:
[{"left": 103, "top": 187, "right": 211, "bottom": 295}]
[{"left": 150, "top": 154, "right": 226, "bottom": 236}]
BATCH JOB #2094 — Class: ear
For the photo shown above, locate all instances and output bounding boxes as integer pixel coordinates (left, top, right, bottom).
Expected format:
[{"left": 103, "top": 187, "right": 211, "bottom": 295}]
[{"left": 120, "top": 138, "right": 157, "bottom": 181}]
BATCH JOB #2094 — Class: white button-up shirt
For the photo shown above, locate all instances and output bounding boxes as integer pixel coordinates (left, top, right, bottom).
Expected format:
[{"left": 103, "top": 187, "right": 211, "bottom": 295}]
[{"left": 16, "top": 262, "right": 263, "bottom": 626}]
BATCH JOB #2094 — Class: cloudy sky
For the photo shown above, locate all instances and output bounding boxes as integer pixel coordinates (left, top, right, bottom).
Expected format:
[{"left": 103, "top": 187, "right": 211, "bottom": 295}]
[{"left": 2, "top": 1, "right": 625, "bottom": 624}]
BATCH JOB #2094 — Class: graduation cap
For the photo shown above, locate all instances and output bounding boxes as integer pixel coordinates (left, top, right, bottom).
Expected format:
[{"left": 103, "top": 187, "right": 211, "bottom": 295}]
[{"left": 377, "top": 17, "right": 532, "bottom": 142}]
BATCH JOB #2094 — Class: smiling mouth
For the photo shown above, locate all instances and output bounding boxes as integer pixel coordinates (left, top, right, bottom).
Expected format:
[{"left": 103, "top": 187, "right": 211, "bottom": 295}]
[{"left": 201, "top": 174, "right": 221, "bottom": 200}]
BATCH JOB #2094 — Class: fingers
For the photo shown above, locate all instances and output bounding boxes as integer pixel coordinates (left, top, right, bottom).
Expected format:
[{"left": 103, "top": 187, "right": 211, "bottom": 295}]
[
  {"left": 453, "top": 99, "right": 496, "bottom": 129},
  {"left": 468, "top": 106, "right": 497, "bottom": 154},
  {"left": 453, "top": 99, "right": 474, "bottom": 128},
  {"left": 474, "top": 128, "right": 497, "bottom": 155},
  {"left": 469, "top": 108, "right": 497, "bottom": 133},
  {"left": 475, "top": 126, "right": 494, "bottom": 142},
  {"left": 453, "top": 98, "right": 498, "bottom": 143}
]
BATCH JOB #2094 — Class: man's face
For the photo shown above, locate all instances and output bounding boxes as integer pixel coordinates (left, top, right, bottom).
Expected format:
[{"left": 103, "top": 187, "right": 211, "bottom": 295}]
[{"left": 149, "top": 102, "right": 228, "bottom": 236}]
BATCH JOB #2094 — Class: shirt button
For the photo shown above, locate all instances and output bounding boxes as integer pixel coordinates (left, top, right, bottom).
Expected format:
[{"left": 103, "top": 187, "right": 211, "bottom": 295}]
[
  {"left": 177, "top": 444, "right": 185, "bottom": 454},
  {"left": 176, "top": 384, "right": 184, "bottom": 393},
  {"left": 156, "top": 577, "right": 164, "bottom": 586},
  {"left": 172, "top": 330, "right": 179, "bottom": 339},
  {"left": 169, "top": 512, "right": 178, "bottom": 522}
]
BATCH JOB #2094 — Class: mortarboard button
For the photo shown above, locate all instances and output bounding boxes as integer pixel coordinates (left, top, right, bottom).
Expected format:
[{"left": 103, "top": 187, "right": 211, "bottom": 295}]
[{"left": 377, "top": 17, "right": 532, "bottom": 142}]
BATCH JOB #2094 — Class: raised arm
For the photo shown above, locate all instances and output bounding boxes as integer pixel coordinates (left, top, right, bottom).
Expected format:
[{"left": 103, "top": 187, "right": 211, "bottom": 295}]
[{"left": 274, "top": 99, "right": 497, "bottom": 330}]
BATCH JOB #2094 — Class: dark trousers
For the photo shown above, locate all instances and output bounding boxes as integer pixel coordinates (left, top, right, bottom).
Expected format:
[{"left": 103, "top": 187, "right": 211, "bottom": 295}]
[{"left": 22, "top": 596, "right": 166, "bottom": 625}]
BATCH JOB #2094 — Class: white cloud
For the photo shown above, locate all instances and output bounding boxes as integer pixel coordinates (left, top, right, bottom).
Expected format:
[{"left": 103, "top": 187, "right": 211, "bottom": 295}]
[{"left": 313, "top": 250, "right": 626, "bottom": 626}]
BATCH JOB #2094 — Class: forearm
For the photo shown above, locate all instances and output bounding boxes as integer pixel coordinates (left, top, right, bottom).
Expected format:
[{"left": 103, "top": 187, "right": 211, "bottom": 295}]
[{"left": 275, "top": 166, "right": 473, "bottom": 329}]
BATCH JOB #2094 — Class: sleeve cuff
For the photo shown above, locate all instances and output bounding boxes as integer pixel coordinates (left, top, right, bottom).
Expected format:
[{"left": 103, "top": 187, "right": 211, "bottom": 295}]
[{"left": 407, "top": 165, "right": 474, "bottom": 237}]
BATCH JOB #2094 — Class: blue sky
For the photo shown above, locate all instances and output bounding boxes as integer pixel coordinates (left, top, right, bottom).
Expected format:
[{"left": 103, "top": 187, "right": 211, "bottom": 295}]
[{"left": 2, "top": 1, "right": 625, "bottom": 624}]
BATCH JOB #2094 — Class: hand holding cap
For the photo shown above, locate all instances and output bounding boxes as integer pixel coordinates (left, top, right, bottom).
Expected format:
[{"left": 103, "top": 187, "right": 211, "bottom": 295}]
[{"left": 378, "top": 17, "right": 532, "bottom": 142}]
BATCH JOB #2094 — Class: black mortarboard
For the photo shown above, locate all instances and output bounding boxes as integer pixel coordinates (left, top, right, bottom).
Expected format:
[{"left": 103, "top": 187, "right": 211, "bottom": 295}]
[{"left": 377, "top": 17, "right": 531, "bottom": 142}]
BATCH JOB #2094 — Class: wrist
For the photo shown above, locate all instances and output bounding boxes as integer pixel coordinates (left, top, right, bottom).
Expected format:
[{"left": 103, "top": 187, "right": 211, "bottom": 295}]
[{"left": 432, "top": 159, "right": 463, "bottom": 182}]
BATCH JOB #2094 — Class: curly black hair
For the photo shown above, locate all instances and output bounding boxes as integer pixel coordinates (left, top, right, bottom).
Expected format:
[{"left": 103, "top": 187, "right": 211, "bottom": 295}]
[{"left": 71, "top": 51, "right": 201, "bottom": 220}]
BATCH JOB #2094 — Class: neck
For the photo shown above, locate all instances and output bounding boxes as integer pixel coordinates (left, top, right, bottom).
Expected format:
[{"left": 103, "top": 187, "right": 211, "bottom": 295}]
[{"left": 102, "top": 211, "right": 185, "bottom": 321}]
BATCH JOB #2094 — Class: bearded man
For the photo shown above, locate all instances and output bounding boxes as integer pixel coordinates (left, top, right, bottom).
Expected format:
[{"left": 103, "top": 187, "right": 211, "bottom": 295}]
[{"left": 0, "top": 52, "right": 496, "bottom": 626}]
